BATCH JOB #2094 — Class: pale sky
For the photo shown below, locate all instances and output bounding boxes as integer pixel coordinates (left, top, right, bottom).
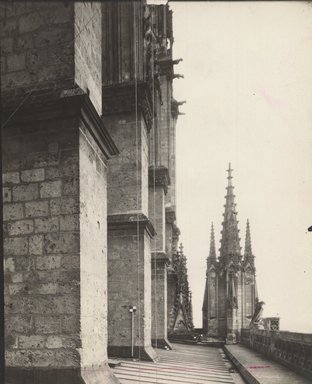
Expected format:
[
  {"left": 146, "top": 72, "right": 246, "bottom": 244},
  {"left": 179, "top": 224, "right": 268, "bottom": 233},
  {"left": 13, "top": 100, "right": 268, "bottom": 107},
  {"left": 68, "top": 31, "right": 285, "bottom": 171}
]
[{"left": 171, "top": 1, "right": 312, "bottom": 332}]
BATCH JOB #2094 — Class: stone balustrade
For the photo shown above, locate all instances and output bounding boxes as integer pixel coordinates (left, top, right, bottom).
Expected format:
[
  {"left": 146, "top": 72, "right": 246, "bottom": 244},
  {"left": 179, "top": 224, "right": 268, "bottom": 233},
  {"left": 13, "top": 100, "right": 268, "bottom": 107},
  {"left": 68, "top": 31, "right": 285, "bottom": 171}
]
[{"left": 241, "top": 328, "right": 312, "bottom": 380}]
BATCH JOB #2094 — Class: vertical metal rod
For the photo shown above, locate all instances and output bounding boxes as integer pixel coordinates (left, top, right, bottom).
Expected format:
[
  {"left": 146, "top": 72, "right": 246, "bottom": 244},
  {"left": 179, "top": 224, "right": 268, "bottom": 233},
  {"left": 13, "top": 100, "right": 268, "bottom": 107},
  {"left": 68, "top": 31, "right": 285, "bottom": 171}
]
[
  {"left": 0, "top": 38, "right": 5, "bottom": 384},
  {"left": 131, "top": 310, "right": 134, "bottom": 358}
]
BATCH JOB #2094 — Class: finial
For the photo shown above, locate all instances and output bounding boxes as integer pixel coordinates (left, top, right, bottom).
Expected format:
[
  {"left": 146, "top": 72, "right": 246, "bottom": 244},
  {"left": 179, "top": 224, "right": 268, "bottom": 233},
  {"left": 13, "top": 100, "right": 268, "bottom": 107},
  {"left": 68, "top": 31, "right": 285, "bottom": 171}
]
[{"left": 227, "top": 162, "right": 233, "bottom": 186}]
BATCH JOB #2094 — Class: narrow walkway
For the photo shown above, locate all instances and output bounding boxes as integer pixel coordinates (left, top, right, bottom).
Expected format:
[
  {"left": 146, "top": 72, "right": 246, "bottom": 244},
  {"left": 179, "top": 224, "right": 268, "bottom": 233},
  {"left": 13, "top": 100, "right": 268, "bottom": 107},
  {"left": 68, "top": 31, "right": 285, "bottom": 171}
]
[
  {"left": 112, "top": 343, "right": 241, "bottom": 384},
  {"left": 225, "top": 344, "right": 311, "bottom": 384}
]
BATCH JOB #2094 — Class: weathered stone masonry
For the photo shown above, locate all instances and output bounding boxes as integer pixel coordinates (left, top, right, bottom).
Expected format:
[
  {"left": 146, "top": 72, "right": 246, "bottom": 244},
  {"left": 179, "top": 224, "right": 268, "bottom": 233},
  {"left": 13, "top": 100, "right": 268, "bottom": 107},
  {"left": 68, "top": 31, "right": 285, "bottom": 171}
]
[
  {"left": 1, "top": 1, "right": 189, "bottom": 381},
  {"left": 1, "top": 2, "right": 119, "bottom": 383}
]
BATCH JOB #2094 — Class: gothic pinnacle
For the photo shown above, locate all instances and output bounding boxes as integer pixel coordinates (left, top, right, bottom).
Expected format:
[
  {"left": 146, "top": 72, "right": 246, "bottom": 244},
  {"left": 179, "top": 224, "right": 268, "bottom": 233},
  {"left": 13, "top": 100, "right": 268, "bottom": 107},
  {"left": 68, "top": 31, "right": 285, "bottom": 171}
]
[
  {"left": 209, "top": 222, "right": 216, "bottom": 259},
  {"left": 244, "top": 219, "right": 253, "bottom": 259}
]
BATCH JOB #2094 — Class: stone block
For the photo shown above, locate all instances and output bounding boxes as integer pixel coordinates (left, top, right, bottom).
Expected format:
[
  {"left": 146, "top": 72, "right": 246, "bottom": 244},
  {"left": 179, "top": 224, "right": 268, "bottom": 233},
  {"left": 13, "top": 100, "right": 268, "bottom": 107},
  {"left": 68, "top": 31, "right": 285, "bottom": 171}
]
[
  {"left": 5, "top": 314, "right": 34, "bottom": 334},
  {"left": 59, "top": 214, "right": 79, "bottom": 231},
  {"left": 18, "top": 335, "right": 46, "bottom": 349},
  {"left": 61, "top": 255, "right": 80, "bottom": 270},
  {"left": 36, "top": 283, "right": 58, "bottom": 295},
  {"left": 4, "top": 237, "right": 28, "bottom": 256},
  {"left": 7, "top": 219, "right": 34, "bottom": 236},
  {"left": 12, "top": 184, "right": 39, "bottom": 202},
  {"left": 8, "top": 283, "right": 27, "bottom": 295},
  {"left": 29, "top": 235, "right": 43, "bottom": 255},
  {"left": 0, "top": 37, "right": 13, "bottom": 53},
  {"left": 34, "top": 316, "right": 60, "bottom": 334},
  {"left": 36, "top": 255, "right": 62, "bottom": 270},
  {"left": 11, "top": 273, "right": 23, "bottom": 283},
  {"left": 3, "top": 187, "right": 12, "bottom": 202},
  {"left": 3, "top": 171, "right": 20, "bottom": 185},
  {"left": 3, "top": 203, "right": 24, "bottom": 221},
  {"left": 60, "top": 315, "right": 80, "bottom": 335},
  {"left": 21, "top": 153, "right": 59, "bottom": 170},
  {"left": 4, "top": 257, "right": 15, "bottom": 273},
  {"left": 35, "top": 217, "right": 59, "bottom": 233},
  {"left": 46, "top": 336, "right": 63, "bottom": 349},
  {"left": 43, "top": 233, "right": 79, "bottom": 254},
  {"left": 50, "top": 197, "right": 79, "bottom": 215},
  {"left": 40, "top": 180, "right": 62, "bottom": 198},
  {"left": 45, "top": 167, "right": 61, "bottom": 180},
  {"left": 21, "top": 168, "right": 45, "bottom": 182},
  {"left": 6, "top": 53, "right": 26, "bottom": 72},
  {"left": 14, "top": 256, "right": 34, "bottom": 272},
  {"left": 62, "top": 178, "right": 79, "bottom": 196},
  {"left": 25, "top": 200, "right": 49, "bottom": 218}
]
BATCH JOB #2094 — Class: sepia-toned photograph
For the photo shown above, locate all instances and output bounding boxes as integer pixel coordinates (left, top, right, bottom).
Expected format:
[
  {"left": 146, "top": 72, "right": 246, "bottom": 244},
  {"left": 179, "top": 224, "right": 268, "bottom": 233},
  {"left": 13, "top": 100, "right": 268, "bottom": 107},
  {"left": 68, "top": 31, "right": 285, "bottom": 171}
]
[{"left": 0, "top": 1, "right": 311, "bottom": 383}]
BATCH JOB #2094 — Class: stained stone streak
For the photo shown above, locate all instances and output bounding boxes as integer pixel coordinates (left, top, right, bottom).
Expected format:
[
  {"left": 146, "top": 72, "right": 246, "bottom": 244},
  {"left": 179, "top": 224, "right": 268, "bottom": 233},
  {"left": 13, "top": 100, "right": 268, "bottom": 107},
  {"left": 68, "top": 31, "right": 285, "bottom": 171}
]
[{"left": 112, "top": 343, "right": 236, "bottom": 383}]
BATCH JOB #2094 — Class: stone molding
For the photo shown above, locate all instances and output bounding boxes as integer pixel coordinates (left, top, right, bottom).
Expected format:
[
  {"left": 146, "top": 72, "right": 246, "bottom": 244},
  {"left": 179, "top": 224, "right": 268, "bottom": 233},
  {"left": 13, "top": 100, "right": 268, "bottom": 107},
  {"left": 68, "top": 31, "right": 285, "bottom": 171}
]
[
  {"left": 107, "top": 213, "right": 156, "bottom": 238},
  {"left": 148, "top": 166, "right": 170, "bottom": 194},
  {"left": 2, "top": 88, "right": 119, "bottom": 160},
  {"left": 102, "top": 81, "right": 153, "bottom": 132}
]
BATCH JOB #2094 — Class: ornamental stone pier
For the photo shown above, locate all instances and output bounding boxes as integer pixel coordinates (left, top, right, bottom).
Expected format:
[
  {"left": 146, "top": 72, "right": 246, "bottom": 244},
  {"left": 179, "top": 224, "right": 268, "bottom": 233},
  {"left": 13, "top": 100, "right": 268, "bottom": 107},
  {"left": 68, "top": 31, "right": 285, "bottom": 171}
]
[{"left": 1, "top": 2, "right": 119, "bottom": 383}]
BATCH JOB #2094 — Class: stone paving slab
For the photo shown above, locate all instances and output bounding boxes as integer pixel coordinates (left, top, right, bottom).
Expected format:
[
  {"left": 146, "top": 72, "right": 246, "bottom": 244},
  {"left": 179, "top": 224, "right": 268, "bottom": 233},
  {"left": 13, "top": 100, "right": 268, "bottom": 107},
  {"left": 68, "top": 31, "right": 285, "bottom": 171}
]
[
  {"left": 224, "top": 344, "right": 310, "bottom": 384},
  {"left": 112, "top": 343, "right": 237, "bottom": 383}
]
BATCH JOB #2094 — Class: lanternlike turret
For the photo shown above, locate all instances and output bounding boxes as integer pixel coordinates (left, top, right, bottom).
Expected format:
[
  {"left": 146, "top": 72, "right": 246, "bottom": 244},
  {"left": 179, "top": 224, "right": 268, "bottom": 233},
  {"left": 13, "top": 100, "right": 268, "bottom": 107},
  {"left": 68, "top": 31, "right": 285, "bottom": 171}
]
[
  {"left": 219, "top": 163, "right": 242, "bottom": 264},
  {"left": 243, "top": 219, "right": 255, "bottom": 268}
]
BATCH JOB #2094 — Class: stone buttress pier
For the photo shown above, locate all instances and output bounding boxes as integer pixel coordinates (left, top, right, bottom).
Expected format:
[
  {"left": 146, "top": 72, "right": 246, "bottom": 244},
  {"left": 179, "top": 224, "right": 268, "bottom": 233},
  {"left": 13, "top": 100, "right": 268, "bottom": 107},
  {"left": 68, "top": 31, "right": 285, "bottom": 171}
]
[
  {"left": 149, "top": 166, "right": 171, "bottom": 349},
  {"left": 102, "top": 1, "right": 157, "bottom": 361},
  {"left": 1, "top": 3, "right": 119, "bottom": 384}
]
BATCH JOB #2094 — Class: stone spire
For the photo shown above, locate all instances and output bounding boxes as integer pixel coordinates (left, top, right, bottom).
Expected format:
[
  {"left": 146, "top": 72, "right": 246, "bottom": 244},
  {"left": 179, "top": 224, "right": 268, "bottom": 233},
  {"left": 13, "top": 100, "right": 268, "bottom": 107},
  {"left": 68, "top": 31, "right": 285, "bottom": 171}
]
[
  {"left": 219, "top": 163, "right": 241, "bottom": 262},
  {"left": 208, "top": 222, "right": 216, "bottom": 260},
  {"left": 244, "top": 219, "right": 255, "bottom": 266}
]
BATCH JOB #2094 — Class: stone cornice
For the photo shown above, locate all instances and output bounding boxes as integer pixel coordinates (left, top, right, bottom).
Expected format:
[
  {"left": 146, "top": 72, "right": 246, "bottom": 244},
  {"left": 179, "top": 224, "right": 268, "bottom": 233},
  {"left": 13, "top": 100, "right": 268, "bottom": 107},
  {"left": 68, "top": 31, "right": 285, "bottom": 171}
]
[
  {"left": 2, "top": 88, "right": 119, "bottom": 160},
  {"left": 152, "top": 251, "right": 170, "bottom": 264},
  {"left": 102, "top": 81, "right": 153, "bottom": 132},
  {"left": 148, "top": 166, "right": 170, "bottom": 194},
  {"left": 107, "top": 213, "right": 156, "bottom": 238}
]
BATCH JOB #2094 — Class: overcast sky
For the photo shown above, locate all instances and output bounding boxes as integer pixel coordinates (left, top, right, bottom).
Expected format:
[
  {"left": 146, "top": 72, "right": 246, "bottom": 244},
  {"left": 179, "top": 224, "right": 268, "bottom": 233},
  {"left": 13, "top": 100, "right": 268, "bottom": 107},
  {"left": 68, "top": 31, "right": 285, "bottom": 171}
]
[{"left": 171, "top": 1, "right": 312, "bottom": 332}]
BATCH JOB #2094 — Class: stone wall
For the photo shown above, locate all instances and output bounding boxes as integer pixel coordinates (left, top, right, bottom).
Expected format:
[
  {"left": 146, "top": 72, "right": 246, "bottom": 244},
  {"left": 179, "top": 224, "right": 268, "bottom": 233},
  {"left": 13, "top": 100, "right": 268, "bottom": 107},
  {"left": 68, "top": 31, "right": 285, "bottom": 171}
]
[
  {"left": 241, "top": 328, "right": 312, "bottom": 380},
  {"left": 3, "top": 96, "right": 119, "bottom": 383},
  {"left": 3, "top": 119, "right": 81, "bottom": 375},
  {"left": 1, "top": 2, "right": 74, "bottom": 96}
]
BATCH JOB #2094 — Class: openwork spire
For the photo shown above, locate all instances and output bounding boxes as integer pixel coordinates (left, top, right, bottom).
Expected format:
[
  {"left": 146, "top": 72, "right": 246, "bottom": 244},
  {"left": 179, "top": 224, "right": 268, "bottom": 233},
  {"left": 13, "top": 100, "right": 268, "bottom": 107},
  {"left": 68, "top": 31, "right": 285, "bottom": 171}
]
[
  {"left": 208, "top": 222, "right": 216, "bottom": 260},
  {"left": 219, "top": 163, "right": 241, "bottom": 261}
]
